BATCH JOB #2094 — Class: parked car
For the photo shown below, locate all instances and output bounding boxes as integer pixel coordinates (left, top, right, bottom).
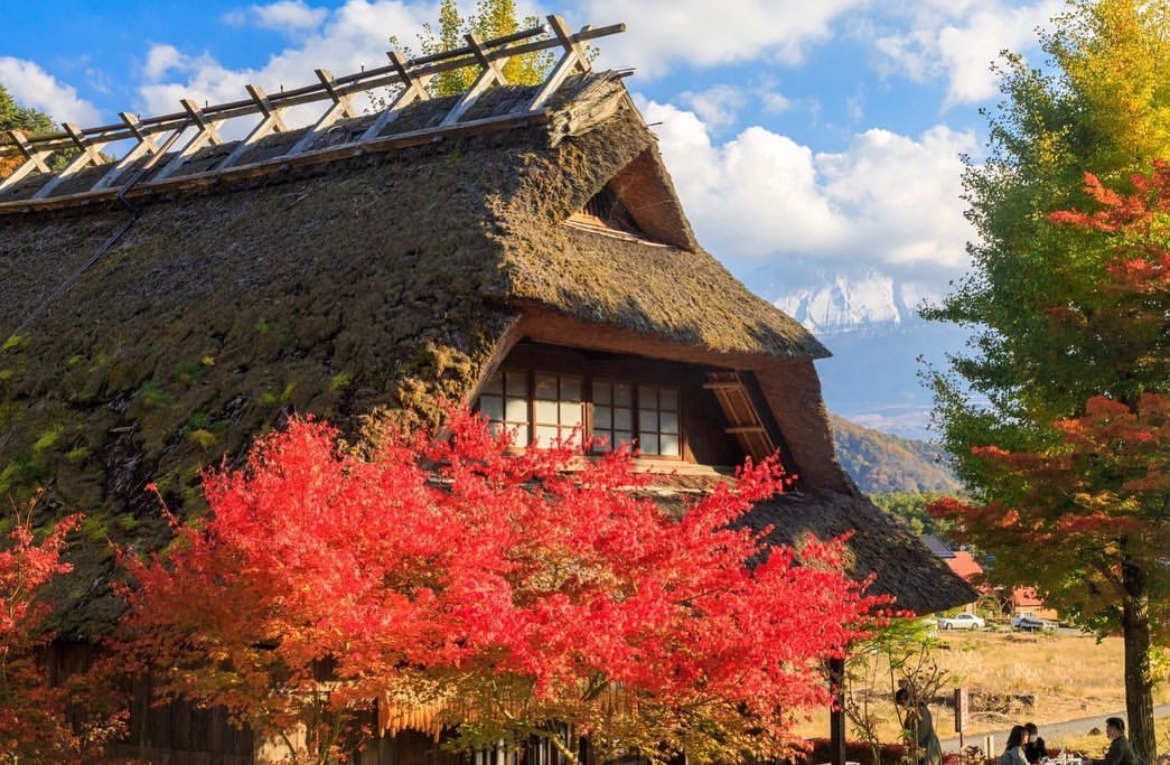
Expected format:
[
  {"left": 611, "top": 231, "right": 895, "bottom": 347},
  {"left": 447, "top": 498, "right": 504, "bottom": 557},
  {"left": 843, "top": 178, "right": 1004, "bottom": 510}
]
[
  {"left": 1011, "top": 614, "right": 1052, "bottom": 632},
  {"left": 937, "top": 612, "right": 986, "bottom": 630}
]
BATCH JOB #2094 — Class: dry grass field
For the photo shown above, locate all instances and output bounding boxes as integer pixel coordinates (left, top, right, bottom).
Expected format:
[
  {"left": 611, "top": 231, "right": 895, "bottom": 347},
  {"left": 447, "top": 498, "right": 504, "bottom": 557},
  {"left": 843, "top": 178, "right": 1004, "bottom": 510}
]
[{"left": 793, "top": 629, "right": 1169, "bottom": 751}]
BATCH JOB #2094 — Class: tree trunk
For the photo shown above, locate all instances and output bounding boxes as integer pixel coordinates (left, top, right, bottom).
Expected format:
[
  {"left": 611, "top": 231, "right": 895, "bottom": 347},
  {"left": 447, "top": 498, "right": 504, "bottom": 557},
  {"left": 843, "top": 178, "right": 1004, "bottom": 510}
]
[{"left": 1120, "top": 551, "right": 1154, "bottom": 765}]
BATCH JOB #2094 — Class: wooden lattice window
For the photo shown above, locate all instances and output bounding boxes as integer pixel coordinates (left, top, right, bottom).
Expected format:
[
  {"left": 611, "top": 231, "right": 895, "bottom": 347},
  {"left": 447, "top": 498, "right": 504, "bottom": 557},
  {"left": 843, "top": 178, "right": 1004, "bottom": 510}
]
[
  {"left": 478, "top": 371, "right": 680, "bottom": 457},
  {"left": 479, "top": 370, "right": 531, "bottom": 447},
  {"left": 532, "top": 372, "right": 584, "bottom": 447},
  {"left": 591, "top": 380, "right": 635, "bottom": 453},
  {"left": 636, "top": 385, "right": 680, "bottom": 457}
]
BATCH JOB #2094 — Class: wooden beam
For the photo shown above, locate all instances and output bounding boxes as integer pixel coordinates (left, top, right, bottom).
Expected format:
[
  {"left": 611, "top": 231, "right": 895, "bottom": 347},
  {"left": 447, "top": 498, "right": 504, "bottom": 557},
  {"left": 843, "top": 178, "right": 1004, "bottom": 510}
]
[
  {"left": 725, "top": 426, "right": 766, "bottom": 435},
  {"left": 0, "top": 129, "right": 52, "bottom": 193},
  {"left": 829, "top": 658, "right": 847, "bottom": 765},
  {"left": 286, "top": 69, "right": 358, "bottom": 156},
  {"left": 702, "top": 381, "right": 744, "bottom": 391},
  {"left": 92, "top": 113, "right": 161, "bottom": 191},
  {"left": 440, "top": 33, "right": 509, "bottom": 127},
  {"left": 528, "top": 16, "right": 592, "bottom": 111},
  {"left": 0, "top": 109, "right": 550, "bottom": 215},
  {"left": 361, "top": 50, "right": 432, "bottom": 141},
  {"left": 220, "top": 84, "right": 288, "bottom": 169},
  {"left": 33, "top": 123, "right": 107, "bottom": 199},
  {"left": 154, "top": 99, "right": 225, "bottom": 180}
]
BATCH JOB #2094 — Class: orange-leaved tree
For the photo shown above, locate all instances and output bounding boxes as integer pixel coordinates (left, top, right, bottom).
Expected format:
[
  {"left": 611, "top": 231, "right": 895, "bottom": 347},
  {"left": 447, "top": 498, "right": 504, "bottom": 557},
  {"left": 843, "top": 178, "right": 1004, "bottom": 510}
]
[
  {"left": 931, "top": 162, "right": 1169, "bottom": 758},
  {"left": 117, "top": 409, "right": 886, "bottom": 765}
]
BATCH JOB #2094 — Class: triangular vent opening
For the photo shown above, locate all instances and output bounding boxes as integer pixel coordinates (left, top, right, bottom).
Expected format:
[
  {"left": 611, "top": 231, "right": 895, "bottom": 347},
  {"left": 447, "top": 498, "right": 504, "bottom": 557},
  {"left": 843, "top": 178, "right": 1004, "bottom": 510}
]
[
  {"left": 568, "top": 183, "right": 648, "bottom": 239},
  {"left": 563, "top": 149, "right": 696, "bottom": 250}
]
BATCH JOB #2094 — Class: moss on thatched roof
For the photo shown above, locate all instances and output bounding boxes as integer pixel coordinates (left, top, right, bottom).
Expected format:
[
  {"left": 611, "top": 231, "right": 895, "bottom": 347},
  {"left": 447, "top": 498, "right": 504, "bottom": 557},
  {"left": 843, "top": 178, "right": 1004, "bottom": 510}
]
[
  {"left": 0, "top": 70, "right": 959, "bottom": 635},
  {"left": 734, "top": 490, "right": 978, "bottom": 615}
]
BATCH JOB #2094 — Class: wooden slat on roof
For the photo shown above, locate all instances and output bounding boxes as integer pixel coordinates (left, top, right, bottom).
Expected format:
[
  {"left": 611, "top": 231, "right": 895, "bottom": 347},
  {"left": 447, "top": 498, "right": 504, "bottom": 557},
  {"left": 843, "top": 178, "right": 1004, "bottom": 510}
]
[{"left": 704, "top": 371, "right": 777, "bottom": 461}]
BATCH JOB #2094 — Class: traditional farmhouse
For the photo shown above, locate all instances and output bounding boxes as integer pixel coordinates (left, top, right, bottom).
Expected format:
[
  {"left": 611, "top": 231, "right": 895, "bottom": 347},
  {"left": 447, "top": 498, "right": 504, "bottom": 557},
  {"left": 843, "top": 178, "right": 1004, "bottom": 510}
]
[{"left": 0, "top": 18, "right": 975, "bottom": 765}]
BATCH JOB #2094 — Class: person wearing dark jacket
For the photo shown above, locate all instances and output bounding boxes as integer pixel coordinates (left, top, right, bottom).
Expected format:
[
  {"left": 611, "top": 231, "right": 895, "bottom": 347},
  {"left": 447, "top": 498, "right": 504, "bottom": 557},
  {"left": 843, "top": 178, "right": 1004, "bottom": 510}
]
[
  {"left": 1024, "top": 722, "right": 1048, "bottom": 763},
  {"left": 1094, "top": 718, "right": 1136, "bottom": 765}
]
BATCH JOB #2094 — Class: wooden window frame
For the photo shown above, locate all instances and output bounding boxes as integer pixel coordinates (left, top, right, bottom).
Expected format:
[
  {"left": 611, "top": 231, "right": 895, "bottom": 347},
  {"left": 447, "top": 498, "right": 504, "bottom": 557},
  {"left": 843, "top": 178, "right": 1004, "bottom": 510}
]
[{"left": 478, "top": 367, "right": 684, "bottom": 460}]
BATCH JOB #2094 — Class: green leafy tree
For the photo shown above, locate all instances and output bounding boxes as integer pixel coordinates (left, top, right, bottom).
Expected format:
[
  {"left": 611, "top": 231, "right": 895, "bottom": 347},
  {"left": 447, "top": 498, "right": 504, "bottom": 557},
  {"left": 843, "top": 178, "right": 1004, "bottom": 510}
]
[
  {"left": 925, "top": 1, "right": 1170, "bottom": 758},
  {"left": 1, "top": 84, "right": 55, "bottom": 178},
  {"left": 870, "top": 492, "right": 956, "bottom": 538}
]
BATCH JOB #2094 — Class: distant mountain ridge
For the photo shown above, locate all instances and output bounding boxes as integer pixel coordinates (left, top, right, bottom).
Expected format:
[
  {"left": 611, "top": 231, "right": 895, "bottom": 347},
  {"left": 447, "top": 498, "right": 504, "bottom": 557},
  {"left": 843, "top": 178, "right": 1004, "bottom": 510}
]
[{"left": 829, "top": 414, "right": 961, "bottom": 494}]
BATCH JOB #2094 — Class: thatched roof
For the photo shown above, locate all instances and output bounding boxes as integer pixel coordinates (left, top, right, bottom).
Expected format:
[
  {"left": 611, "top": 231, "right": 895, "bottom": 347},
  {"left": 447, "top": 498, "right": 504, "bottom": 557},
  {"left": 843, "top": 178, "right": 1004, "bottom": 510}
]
[
  {"left": 735, "top": 490, "right": 978, "bottom": 615},
  {"left": 0, "top": 69, "right": 969, "bottom": 634}
]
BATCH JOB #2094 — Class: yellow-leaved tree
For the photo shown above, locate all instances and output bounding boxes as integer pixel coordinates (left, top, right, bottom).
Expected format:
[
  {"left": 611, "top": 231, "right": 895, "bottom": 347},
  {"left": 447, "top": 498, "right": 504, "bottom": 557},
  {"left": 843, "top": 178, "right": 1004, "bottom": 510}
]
[{"left": 396, "top": 0, "right": 553, "bottom": 97}]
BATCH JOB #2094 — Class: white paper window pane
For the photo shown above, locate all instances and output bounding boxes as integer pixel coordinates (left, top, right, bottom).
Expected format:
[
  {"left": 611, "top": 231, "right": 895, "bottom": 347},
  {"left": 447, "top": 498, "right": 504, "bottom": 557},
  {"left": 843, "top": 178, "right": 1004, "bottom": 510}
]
[
  {"left": 640, "top": 434, "right": 659, "bottom": 455},
  {"left": 559, "top": 428, "right": 580, "bottom": 447},
  {"left": 506, "top": 397, "right": 528, "bottom": 422},
  {"left": 614, "top": 384, "right": 632, "bottom": 407},
  {"left": 483, "top": 373, "right": 503, "bottom": 395},
  {"left": 560, "top": 376, "right": 581, "bottom": 401},
  {"left": 660, "top": 434, "right": 680, "bottom": 456},
  {"left": 640, "top": 387, "right": 658, "bottom": 408},
  {"left": 594, "top": 384, "right": 611, "bottom": 405},
  {"left": 594, "top": 407, "right": 612, "bottom": 429},
  {"left": 534, "top": 374, "right": 558, "bottom": 400},
  {"left": 640, "top": 409, "right": 658, "bottom": 431},
  {"left": 660, "top": 411, "right": 679, "bottom": 434},
  {"left": 535, "top": 399, "right": 558, "bottom": 423},
  {"left": 660, "top": 388, "right": 678, "bottom": 410},
  {"left": 615, "top": 430, "right": 633, "bottom": 447},
  {"left": 508, "top": 372, "right": 530, "bottom": 398},
  {"left": 512, "top": 428, "right": 529, "bottom": 447},
  {"left": 481, "top": 396, "right": 504, "bottom": 421},
  {"left": 560, "top": 402, "right": 582, "bottom": 426},
  {"left": 489, "top": 422, "right": 504, "bottom": 437},
  {"left": 614, "top": 408, "right": 632, "bottom": 430},
  {"left": 534, "top": 425, "right": 559, "bottom": 445}
]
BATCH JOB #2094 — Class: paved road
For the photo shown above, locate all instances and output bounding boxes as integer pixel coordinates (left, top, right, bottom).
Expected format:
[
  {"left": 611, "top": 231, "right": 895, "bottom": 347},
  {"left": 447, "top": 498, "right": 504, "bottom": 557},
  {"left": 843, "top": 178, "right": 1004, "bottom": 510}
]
[{"left": 939, "top": 704, "right": 1170, "bottom": 753}]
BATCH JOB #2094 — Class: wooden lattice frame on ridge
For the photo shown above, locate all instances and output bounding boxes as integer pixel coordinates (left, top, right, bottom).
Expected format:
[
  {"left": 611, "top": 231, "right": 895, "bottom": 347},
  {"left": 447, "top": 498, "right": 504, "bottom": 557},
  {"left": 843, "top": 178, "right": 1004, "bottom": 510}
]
[{"left": 0, "top": 15, "right": 623, "bottom": 205}]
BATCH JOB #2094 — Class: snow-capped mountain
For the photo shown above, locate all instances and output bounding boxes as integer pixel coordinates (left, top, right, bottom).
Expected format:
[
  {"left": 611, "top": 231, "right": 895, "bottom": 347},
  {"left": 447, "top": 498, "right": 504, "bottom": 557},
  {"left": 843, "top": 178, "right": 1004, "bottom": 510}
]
[
  {"left": 753, "top": 265, "right": 939, "bottom": 337},
  {"left": 740, "top": 261, "right": 969, "bottom": 439}
]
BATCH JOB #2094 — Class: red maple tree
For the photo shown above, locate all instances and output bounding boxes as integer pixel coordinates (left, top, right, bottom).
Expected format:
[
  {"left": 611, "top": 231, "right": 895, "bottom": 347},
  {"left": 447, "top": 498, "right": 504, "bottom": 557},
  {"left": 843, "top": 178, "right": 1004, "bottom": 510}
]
[
  {"left": 118, "top": 410, "right": 886, "bottom": 765},
  {"left": 0, "top": 502, "right": 125, "bottom": 764}
]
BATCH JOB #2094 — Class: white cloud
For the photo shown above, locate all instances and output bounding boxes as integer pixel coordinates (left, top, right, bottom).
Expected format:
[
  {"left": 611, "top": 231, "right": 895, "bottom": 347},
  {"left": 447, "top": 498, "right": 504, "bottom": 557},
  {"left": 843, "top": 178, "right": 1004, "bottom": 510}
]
[
  {"left": 136, "top": 1, "right": 434, "bottom": 128},
  {"left": 573, "top": 0, "right": 869, "bottom": 78},
  {"left": 677, "top": 82, "right": 793, "bottom": 131},
  {"left": 0, "top": 57, "right": 101, "bottom": 126},
  {"left": 643, "top": 99, "right": 976, "bottom": 276},
  {"left": 225, "top": 1, "right": 330, "bottom": 35},
  {"left": 143, "top": 45, "right": 189, "bottom": 81},
  {"left": 862, "top": 0, "right": 1062, "bottom": 106}
]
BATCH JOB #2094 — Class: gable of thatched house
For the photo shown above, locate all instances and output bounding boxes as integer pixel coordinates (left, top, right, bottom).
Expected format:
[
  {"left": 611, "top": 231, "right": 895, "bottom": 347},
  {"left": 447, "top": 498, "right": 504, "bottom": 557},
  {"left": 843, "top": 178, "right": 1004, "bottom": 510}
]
[{"left": 1, "top": 26, "right": 974, "bottom": 754}]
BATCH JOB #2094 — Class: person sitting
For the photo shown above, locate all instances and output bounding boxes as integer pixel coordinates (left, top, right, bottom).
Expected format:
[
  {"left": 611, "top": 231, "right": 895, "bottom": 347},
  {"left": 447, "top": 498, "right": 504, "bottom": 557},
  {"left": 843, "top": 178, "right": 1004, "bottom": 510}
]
[
  {"left": 1024, "top": 722, "right": 1048, "bottom": 763},
  {"left": 1093, "top": 718, "right": 1136, "bottom": 765},
  {"left": 896, "top": 688, "right": 942, "bottom": 765},
  {"left": 1001, "top": 725, "right": 1030, "bottom": 765}
]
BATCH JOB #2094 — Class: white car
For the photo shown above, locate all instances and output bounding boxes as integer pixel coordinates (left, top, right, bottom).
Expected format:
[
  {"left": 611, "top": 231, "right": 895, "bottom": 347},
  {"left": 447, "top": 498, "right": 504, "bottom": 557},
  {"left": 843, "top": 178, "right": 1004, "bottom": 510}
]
[{"left": 937, "top": 612, "right": 986, "bottom": 630}]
